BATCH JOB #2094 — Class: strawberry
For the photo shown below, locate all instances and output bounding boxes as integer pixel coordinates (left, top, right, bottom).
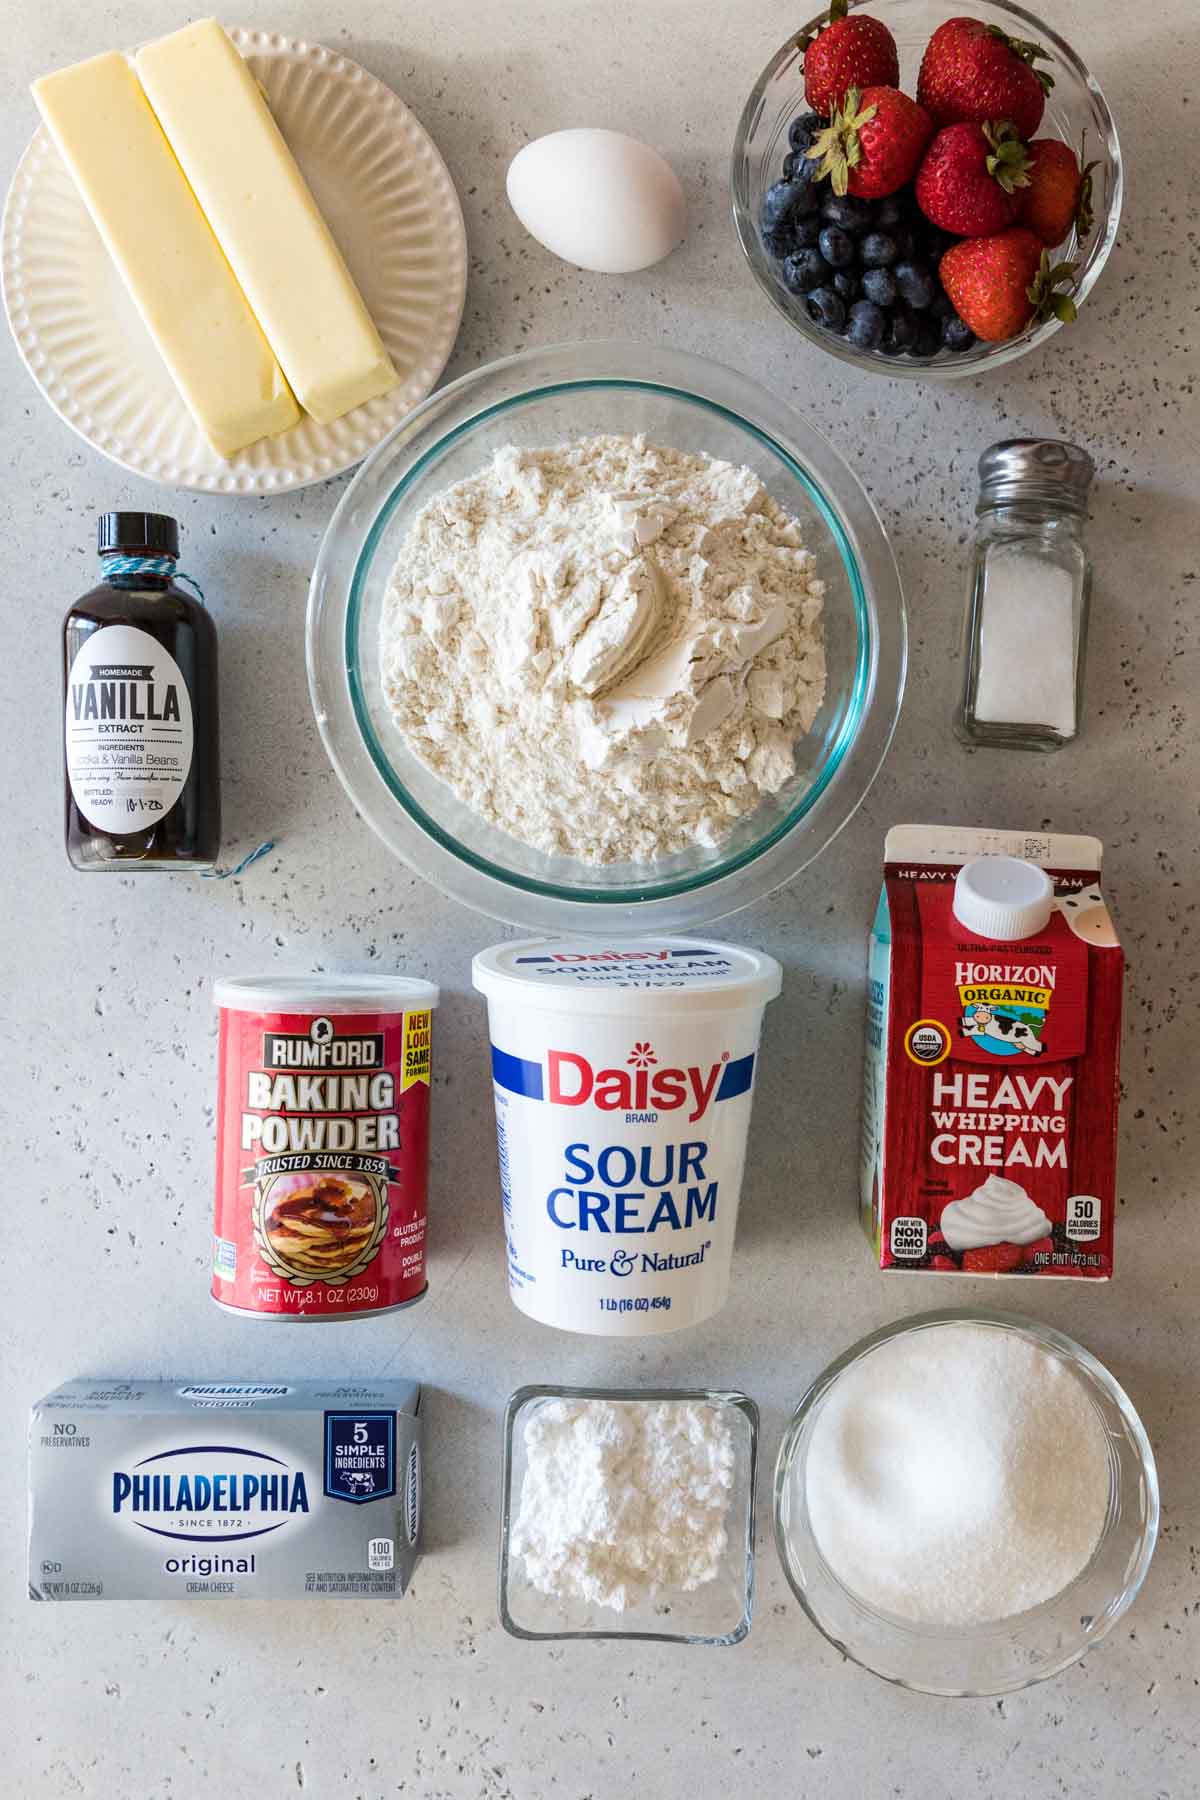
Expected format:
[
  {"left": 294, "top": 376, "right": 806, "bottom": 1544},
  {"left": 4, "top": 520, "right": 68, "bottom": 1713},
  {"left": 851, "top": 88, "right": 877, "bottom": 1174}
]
[
  {"left": 1018, "top": 139, "right": 1096, "bottom": 246},
  {"left": 810, "top": 86, "right": 933, "bottom": 199},
  {"left": 799, "top": 0, "right": 899, "bottom": 115},
  {"left": 916, "top": 120, "right": 1030, "bottom": 236},
  {"left": 961, "top": 1241, "right": 1026, "bottom": 1274},
  {"left": 917, "top": 17, "right": 1053, "bottom": 141},
  {"left": 930, "top": 1254, "right": 960, "bottom": 1271},
  {"left": 939, "top": 228, "right": 1078, "bottom": 342}
]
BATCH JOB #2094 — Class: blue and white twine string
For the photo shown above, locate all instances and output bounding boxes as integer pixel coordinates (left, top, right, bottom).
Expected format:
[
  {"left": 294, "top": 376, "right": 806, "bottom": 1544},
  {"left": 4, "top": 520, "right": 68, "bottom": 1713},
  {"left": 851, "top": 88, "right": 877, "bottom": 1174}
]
[{"left": 102, "top": 552, "right": 205, "bottom": 603}]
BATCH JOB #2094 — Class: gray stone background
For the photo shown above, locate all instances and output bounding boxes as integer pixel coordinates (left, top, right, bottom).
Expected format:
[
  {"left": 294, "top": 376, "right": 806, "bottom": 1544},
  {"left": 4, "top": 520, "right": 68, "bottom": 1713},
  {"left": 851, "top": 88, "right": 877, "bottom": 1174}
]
[{"left": 3, "top": 1, "right": 1197, "bottom": 1795}]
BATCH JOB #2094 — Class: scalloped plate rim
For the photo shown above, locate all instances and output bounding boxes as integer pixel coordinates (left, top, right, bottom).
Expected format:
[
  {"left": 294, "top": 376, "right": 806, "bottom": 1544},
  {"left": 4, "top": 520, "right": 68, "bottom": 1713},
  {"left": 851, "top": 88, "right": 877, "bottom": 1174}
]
[{"left": 1, "top": 26, "right": 468, "bottom": 496}]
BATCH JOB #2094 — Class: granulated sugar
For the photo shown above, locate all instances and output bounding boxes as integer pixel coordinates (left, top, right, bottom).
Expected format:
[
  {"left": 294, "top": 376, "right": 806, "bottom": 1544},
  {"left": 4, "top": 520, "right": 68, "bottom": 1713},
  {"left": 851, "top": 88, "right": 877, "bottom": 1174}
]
[
  {"left": 805, "top": 1323, "right": 1111, "bottom": 1625},
  {"left": 510, "top": 1397, "right": 734, "bottom": 1612}
]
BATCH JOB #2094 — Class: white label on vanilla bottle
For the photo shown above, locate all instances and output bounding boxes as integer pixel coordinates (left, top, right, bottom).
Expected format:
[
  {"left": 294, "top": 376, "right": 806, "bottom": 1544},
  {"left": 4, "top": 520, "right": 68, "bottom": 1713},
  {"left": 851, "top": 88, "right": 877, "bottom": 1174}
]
[{"left": 65, "top": 623, "right": 194, "bottom": 833}]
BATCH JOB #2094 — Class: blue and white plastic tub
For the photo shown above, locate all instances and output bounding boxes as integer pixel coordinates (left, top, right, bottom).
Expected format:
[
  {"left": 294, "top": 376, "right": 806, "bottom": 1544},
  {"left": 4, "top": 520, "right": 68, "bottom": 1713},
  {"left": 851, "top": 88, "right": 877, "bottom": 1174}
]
[{"left": 472, "top": 937, "right": 781, "bottom": 1336}]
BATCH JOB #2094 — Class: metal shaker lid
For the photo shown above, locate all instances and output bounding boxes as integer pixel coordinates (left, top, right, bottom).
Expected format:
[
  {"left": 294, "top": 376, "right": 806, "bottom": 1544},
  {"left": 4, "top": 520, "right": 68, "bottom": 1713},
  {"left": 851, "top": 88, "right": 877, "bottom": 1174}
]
[{"left": 977, "top": 439, "right": 1095, "bottom": 513}]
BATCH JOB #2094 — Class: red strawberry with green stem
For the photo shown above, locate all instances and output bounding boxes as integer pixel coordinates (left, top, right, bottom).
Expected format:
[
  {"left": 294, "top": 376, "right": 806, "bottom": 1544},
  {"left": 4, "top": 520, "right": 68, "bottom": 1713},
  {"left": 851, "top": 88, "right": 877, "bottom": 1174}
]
[
  {"left": 939, "top": 228, "right": 1079, "bottom": 341},
  {"left": 916, "top": 119, "right": 1030, "bottom": 236},
  {"left": 810, "top": 85, "right": 933, "bottom": 199},
  {"left": 1019, "top": 139, "right": 1097, "bottom": 247},
  {"left": 918, "top": 16, "right": 1053, "bottom": 141},
  {"left": 799, "top": 0, "right": 899, "bottom": 115}
]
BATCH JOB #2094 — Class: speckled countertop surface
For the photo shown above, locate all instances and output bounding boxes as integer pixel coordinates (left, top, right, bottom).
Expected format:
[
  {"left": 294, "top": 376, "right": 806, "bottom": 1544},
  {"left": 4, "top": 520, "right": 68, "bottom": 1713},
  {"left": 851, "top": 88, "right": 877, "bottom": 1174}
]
[{"left": 3, "top": 2, "right": 1198, "bottom": 1795}]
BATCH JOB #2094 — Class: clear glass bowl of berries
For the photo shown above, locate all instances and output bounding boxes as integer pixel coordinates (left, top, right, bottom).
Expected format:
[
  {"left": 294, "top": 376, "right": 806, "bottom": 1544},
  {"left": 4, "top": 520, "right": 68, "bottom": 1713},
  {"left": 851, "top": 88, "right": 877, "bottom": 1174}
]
[{"left": 732, "top": 1, "right": 1122, "bottom": 376}]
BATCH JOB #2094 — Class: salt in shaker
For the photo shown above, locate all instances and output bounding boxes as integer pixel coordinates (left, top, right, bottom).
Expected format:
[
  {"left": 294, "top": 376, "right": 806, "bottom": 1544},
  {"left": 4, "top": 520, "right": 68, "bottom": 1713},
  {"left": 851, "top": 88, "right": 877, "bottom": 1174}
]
[{"left": 956, "top": 439, "right": 1095, "bottom": 752}]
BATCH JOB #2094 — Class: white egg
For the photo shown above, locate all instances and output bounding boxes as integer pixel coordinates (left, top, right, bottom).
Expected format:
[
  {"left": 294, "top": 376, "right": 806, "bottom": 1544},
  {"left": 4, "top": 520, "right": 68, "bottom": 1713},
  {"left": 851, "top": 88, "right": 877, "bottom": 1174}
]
[{"left": 506, "top": 129, "right": 686, "bottom": 274}]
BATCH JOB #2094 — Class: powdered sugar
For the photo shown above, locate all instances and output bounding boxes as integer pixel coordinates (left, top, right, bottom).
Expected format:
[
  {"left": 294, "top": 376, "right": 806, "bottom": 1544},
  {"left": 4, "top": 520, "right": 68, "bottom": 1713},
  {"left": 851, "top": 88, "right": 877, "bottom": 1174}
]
[
  {"left": 805, "top": 1323, "right": 1111, "bottom": 1625},
  {"left": 510, "top": 1397, "right": 735, "bottom": 1611},
  {"left": 378, "top": 435, "right": 826, "bottom": 864}
]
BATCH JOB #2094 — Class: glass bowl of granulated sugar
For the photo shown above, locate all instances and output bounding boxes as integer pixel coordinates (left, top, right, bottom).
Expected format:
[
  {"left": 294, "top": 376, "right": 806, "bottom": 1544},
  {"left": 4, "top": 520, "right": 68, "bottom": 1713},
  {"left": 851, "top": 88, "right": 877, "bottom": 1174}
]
[
  {"left": 498, "top": 1386, "right": 759, "bottom": 1644},
  {"left": 774, "top": 1310, "right": 1159, "bottom": 1696},
  {"left": 308, "top": 340, "right": 905, "bottom": 931}
]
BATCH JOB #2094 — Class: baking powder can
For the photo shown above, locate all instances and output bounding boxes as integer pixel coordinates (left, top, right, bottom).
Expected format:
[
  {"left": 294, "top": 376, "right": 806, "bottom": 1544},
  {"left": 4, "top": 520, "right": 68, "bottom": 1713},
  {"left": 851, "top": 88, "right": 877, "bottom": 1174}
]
[{"left": 212, "top": 976, "right": 438, "bottom": 1320}]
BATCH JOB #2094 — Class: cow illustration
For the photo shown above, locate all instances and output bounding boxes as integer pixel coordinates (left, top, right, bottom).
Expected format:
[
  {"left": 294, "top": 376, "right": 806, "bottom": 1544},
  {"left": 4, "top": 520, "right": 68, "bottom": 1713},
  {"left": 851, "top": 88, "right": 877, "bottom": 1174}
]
[
  {"left": 1056, "top": 881, "right": 1119, "bottom": 947},
  {"left": 961, "top": 1004, "right": 1046, "bottom": 1057}
]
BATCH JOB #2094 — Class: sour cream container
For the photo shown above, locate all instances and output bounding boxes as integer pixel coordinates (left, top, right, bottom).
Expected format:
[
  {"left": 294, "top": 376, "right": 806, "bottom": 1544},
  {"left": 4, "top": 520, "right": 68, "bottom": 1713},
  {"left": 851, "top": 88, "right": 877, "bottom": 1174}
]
[{"left": 472, "top": 938, "right": 781, "bottom": 1336}]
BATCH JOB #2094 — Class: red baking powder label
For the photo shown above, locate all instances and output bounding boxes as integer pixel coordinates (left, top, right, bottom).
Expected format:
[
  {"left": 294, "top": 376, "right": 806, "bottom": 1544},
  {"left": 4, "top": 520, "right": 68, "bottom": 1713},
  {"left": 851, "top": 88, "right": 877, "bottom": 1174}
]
[
  {"left": 861, "top": 831, "right": 1122, "bottom": 1280},
  {"left": 213, "top": 1005, "right": 432, "bottom": 1318}
]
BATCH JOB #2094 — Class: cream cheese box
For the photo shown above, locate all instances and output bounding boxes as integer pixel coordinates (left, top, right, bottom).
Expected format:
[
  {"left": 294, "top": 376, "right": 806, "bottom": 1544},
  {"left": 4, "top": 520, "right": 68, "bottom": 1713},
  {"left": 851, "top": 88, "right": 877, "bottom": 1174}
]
[{"left": 29, "top": 1378, "right": 422, "bottom": 1600}]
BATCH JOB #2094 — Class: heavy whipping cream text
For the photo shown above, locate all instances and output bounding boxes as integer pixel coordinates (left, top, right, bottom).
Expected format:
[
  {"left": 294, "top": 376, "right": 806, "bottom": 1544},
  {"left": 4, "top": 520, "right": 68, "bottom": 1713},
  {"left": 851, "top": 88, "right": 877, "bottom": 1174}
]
[
  {"left": 862, "top": 828, "right": 1123, "bottom": 1280},
  {"left": 474, "top": 938, "right": 781, "bottom": 1337},
  {"left": 928, "top": 1068, "right": 1073, "bottom": 1168}
]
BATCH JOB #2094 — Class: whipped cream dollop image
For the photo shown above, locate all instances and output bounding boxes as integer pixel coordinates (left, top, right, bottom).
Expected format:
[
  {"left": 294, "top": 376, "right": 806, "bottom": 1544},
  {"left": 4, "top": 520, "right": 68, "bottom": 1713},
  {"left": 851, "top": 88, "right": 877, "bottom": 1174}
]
[{"left": 940, "top": 1175, "right": 1051, "bottom": 1251}]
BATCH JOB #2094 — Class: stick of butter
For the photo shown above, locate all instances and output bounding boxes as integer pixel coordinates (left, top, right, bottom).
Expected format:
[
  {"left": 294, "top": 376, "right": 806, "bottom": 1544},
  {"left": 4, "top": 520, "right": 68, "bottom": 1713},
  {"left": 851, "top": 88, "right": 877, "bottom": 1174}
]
[
  {"left": 136, "top": 20, "right": 399, "bottom": 425},
  {"left": 32, "top": 52, "right": 299, "bottom": 459}
]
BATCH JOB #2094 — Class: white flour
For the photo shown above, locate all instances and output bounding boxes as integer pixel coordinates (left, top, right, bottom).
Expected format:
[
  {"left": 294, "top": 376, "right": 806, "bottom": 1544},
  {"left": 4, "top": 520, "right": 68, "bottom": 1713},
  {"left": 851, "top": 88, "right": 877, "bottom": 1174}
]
[
  {"left": 510, "top": 1397, "right": 735, "bottom": 1611},
  {"left": 804, "top": 1323, "right": 1111, "bottom": 1626},
  {"left": 379, "top": 435, "right": 826, "bottom": 864}
]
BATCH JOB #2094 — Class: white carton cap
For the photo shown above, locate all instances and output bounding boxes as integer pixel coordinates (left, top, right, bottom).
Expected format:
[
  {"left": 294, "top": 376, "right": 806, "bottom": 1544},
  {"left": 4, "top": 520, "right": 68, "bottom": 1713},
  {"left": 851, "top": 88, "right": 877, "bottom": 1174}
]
[
  {"left": 472, "top": 937, "right": 781, "bottom": 1017},
  {"left": 214, "top": 975, "right": 439, "bottom": 1014},
  {"left": 953, "top": 857, "right": 1055, "bottom": 942}
]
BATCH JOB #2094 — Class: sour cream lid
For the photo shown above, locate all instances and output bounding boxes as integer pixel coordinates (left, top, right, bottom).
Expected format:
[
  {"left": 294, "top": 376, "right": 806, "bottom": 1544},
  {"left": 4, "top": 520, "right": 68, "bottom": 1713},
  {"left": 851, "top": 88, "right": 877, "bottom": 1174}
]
[
  {"left": 472, "top": 937, "right": 781, "bottom": 1016},
  {"left": 213, "top": 975, "right": 439, "bottom": 1014}
]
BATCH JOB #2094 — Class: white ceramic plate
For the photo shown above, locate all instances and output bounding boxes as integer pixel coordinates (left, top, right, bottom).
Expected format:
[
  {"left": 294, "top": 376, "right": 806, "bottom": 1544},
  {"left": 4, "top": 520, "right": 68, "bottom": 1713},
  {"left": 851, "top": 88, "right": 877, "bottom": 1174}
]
[{"left": 1, "top": 27, "right": 468, "bottom": 494}]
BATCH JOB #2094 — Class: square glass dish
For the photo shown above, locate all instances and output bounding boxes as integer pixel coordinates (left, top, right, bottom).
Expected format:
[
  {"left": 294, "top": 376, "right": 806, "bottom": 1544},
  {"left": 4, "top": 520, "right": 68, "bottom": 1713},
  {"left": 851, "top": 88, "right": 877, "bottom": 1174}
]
[{"left": 499, "top": 1385, "right": 759, "bottom": 1645}]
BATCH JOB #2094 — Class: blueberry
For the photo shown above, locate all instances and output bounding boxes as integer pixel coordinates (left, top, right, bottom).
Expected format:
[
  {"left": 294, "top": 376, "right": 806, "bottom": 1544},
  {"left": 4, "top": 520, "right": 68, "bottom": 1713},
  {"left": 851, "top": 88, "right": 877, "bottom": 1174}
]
[
  {"left": 894, "top": 260, "right": 935, "bottom": 309},
  {"left": 792, "top": 213, "right": 824, "bottom": 249},
  {"left": 760, "top": 178, "right": 816, "bottom": 244},
  {"left": 781, "top": 247, "right": 830, "bottom": 293},
  {"left": 783, "top": 149, "right": 825, "bottom": 185},
  {"left": 929, "top": 287, "right": 957, "bottom": 320},
  {"left": 818, "top": 224, "right": 855, "bottom": 269},
  {"left": 881, "top": 305, "right": 918, "bottom": 355},
  {"left": 805, "top": 286, "right": 847, "bottom": 333},
  {"left": 847, "top": 299, "right": 886, "bottom": 350},
  {"left": 942, "top": 314, "right": 976, "bottom": 352},
  {"left": 859, "top": 231, "right": 897, "bottom": 268},
  {"left": 789, "top": 110, "right": 826, "bottom": 151},
  {"left": 821, "top": 193, "right": 874, "bottom": 233},
  {"left": 860, "top": 266, "right": 897, "bottom": 307},
  {"left": 832, "top": 270, "right": 858, "bottom": 302},
  {"left": 910, "top": 316, "right": 943, "bottom": 358},
  {"left": 792, "top": 151, "right": 826, "bottom": 191},
  {"left": 891, "top": 224, "right": 918, "bottom": 260},
  {"left": 874, "top": 195, "right": 904, "bottom": 227}
]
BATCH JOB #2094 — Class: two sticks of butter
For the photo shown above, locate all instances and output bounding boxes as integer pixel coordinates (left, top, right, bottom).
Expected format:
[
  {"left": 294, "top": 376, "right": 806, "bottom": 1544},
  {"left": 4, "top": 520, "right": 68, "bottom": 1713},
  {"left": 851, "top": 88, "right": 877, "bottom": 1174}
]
[{"left": 33, "top": 19, "right": 398, "bottom": 458}]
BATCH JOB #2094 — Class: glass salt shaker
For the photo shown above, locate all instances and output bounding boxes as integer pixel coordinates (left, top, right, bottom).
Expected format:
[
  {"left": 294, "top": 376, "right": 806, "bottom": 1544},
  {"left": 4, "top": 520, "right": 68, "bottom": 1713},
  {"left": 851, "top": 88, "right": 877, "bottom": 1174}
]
[{"left": 956, "top": 439, "right": 1095, "bottom": 752}]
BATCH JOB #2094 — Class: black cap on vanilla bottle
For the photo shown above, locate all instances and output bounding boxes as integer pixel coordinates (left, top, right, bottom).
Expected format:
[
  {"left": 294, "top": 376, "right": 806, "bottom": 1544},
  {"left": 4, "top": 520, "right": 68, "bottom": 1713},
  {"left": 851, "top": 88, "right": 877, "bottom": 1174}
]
[{"left": 97, "top": 512, "right": 180, "bottom": 558}]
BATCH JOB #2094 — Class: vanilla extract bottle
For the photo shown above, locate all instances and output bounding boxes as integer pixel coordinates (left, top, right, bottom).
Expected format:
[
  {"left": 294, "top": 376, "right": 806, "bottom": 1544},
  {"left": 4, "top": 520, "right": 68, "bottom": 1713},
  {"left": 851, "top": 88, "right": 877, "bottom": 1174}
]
[{"left": 63, "top": 512, "right": 220, "bottom": 869}]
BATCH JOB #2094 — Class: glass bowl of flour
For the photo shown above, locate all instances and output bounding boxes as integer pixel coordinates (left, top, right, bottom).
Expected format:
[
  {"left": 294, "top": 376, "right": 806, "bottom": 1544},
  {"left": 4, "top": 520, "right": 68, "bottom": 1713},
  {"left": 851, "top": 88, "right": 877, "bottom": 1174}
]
[
  {"left": 308, "top": 341, "right": 905, "bottom": 929},
  {"left": 774, "top": 1310, "right": 1159, "bottom": 1696},
  {"left": 499, "top": 1385, "right": 758, "bottom": 1644}
]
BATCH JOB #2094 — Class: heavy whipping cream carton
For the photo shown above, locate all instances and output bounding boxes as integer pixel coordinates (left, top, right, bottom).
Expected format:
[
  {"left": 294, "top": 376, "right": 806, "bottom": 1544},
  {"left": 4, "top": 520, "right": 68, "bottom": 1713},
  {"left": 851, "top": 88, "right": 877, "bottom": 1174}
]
[
  {"left": 28, "top": 1378, "right": 422, "bottom": 1599},
  {"left": 473, "top": 938, "right": 781, "bottom": 1335},
  {"left": 862, "top": 826, "right": 1123, "bottom": 1278}
]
